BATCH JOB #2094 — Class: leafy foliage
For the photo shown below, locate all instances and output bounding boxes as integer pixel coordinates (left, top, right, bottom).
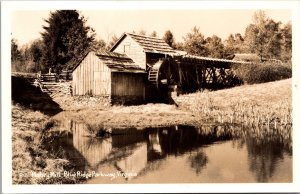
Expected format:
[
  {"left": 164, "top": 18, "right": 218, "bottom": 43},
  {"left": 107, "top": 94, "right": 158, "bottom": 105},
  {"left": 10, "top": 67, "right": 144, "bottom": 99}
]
[
  {"left": 11, "top": 39, "right": 22, "bottom": 62},
  {"left": 243, "top": 10, "right": 286, "bottom": 61},
  {"left": 183, "top": 26, "right": 208, "bottom": 56},
  {"left": 163, "top": 30, "right": 175, "bottom": 48},
  {"left": 281, "top": 22, "right": 292, "bottom": 62},
  {"left": 205, "top": 35, "right": 224, "bottom": 58},
  {"left": 224, "top": 33, "right": 245, "bottom": 59},
  {"left": 232, "top": 61, "right": 292, "bottom": 84},
  {"left": 150, "top": 31, "right": 157, "bottom": 37},
  {"left": 138, "top": 30, "right": 146, "bottom": 36},
  {"left": 107, "top": 34, "right": 119, "bottom": 51},
  {"left": 91, "top": 38, "right": 106, "bottom": 52}
]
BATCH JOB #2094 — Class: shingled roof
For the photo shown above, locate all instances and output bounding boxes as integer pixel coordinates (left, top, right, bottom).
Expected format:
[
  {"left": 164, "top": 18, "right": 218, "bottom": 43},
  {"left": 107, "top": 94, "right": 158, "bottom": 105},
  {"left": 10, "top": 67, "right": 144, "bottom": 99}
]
[
  {"left": 96, "top": 51, "right": 145, "bottom": 73},
  {"left": 110, "top": 33, "right": 177, "bottom": 55},
  {"left": 72, "top": 51, "right": 145, "bottom": 73},
  {"left": 174, "top": 54, "right": 251, "bottom": 66}
]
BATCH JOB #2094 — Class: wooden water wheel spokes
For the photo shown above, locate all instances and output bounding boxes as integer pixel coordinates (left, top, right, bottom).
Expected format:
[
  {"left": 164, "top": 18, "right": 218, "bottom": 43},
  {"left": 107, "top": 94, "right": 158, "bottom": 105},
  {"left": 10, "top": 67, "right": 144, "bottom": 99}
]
[{"left": 148, "top": 60, "right": 164, "bottom": 88}]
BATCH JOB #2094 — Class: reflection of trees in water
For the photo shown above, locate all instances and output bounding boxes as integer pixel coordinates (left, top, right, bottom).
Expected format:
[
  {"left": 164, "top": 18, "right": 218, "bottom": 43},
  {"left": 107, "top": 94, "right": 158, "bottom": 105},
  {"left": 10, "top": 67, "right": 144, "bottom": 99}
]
[
  {"left": 246, "top": 137, "right": 290, "bottom": 182},
  {"left": 189, "top": 151, "right": 208, "bottom": 175}
]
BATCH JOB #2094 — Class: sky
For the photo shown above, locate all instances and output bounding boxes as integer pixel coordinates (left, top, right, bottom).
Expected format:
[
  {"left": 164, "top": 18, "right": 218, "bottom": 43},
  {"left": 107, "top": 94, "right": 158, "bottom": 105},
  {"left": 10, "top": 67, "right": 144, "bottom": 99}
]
[{"left": 11, "top": 9, "right": 291, "bottom": 47}]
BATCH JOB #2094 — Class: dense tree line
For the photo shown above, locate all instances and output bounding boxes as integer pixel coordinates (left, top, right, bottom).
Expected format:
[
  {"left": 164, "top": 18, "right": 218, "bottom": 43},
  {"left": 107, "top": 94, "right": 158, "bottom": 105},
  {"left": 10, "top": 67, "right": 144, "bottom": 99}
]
[
  {"left": 172, "top": 10, "right": 291, "bottom": 62},
  {"left": 11, "top": 10, "right": 292, "bottom": 73}
]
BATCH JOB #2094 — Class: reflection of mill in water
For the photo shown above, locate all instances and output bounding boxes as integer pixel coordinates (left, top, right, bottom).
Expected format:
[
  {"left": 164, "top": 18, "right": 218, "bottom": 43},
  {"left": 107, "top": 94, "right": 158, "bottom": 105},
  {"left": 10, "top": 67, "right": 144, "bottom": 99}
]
[
  {"left": 70, "top": 122, "right": 214, "bottom": 177},
  {"left": 71, "top": 121, "right": 148, "bottom": 177},
  {"left": 72, "top": 122, "right": 113, "bottom": 168},
  {"left": 51, "top": 119, "right": 291, "bottom": 182}
]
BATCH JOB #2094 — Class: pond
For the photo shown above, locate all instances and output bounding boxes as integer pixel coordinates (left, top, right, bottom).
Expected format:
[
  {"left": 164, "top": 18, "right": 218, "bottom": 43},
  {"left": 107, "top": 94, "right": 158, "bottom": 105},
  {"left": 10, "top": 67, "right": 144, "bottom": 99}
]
[{"left": 45, "top": 122, "right": 292, "bottom": 183}]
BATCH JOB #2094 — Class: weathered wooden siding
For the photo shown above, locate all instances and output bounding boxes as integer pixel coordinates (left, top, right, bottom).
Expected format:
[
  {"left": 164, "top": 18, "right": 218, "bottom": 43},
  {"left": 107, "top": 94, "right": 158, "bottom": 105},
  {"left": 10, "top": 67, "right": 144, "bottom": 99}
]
[
  {"left": 72, "top": 52, "right": 111, "bottom": 96},
  {"left": 112, "top": 36, "right": 146, "bottom": 70},
  {"left": 111, "top": 72, "right": 145, "bottom": 103}
]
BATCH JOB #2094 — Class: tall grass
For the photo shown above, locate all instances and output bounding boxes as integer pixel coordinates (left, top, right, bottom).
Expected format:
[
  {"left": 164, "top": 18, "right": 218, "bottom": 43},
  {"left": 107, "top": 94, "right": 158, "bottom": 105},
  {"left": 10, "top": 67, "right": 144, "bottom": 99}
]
[{"left": 179, "top": 79, "right": 292, "bottom": 146}]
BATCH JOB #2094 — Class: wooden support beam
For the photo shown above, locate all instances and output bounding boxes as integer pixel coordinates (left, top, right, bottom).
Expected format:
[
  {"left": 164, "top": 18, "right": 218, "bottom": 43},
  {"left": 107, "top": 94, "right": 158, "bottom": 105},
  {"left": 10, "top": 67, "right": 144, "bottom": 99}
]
[
  {"left": 196, "top": 66, "right": 200, "bottom": 88},
  {"left": 178, "top": 62, "right": 183, "bottom": 87}
]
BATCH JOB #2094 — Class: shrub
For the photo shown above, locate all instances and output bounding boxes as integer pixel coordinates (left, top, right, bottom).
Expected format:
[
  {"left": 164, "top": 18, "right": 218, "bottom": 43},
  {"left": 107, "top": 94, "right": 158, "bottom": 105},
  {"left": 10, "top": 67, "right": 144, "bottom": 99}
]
[{"left": 232, "top": 61, "right": 292, "bottom": 84}]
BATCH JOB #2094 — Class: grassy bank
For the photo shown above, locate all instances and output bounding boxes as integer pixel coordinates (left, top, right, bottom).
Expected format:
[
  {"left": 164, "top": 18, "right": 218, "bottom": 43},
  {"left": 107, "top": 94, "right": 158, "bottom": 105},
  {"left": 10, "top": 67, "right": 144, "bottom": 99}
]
[
  {"left": 12, "top": 104, "right": 84, "bottom": 184},
  {"left": 180, "top": 78, "right": 291, "bottom": 123},
  {"left": 176, "top": 78, "right": 292, "bottom": 146}
]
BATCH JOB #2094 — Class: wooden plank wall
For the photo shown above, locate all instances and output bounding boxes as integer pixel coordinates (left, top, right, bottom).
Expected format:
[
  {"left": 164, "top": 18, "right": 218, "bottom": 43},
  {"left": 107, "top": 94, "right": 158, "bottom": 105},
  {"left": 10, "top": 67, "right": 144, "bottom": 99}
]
[
  {"left": 72, "top": 52, "right": 111, "bottom": 96},
  {"left": 112, "top": 35, "right": 146, "bottom": 70},
  {"left": 111, "top": 72, "right": 145, "bottom": 99}
]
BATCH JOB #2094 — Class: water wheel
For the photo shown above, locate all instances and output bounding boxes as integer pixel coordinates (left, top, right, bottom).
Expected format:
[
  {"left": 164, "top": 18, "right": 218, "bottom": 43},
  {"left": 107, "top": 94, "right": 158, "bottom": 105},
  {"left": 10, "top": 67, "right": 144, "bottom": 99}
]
[{"left": 148, "top": 59, "right": 167, "bottom": 89}]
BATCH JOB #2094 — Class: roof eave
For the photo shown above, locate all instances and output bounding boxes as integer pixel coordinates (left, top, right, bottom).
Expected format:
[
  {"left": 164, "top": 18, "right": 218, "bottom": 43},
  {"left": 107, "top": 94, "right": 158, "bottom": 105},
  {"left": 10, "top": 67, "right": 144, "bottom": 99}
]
[
  {"left": 71, "top": 51, "right": 93, "bottom": 72},
  {"left": 110, "top": 69, "right": 146, "bottom": 73},
  {"left": 109, "top": 33, "right": 127, "bottom": 52}
]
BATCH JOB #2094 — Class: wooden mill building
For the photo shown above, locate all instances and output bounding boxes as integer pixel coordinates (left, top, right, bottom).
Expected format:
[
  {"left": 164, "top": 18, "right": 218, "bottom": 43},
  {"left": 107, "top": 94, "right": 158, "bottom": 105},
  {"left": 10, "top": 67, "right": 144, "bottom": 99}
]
[
  {"left": 110, "top": 32, "right": 177, "bottom": 70},
  {"left": 72, "top": 51, "right": 146, "bottom": 104},
  {"left": 72, "top": 32, "right": 247, "bottom": 104}
]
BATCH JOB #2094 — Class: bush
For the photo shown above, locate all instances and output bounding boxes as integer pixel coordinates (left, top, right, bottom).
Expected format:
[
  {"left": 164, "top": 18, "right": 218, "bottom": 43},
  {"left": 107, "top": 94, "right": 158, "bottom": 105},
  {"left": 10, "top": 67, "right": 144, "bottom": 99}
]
[{"left": 232, "top": 61, "right": 292, "bottom": 84}]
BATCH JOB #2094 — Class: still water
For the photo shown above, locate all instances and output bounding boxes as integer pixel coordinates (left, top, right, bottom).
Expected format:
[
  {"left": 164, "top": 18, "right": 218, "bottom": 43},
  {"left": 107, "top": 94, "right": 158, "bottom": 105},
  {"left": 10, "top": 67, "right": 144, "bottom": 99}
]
[{"left": 46, "top": 122, "right": 292, "bottom": 183}]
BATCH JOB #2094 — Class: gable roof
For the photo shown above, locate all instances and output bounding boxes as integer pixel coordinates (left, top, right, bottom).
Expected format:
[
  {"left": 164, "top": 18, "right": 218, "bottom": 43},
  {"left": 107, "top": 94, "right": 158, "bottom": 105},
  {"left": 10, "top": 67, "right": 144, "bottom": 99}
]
[
  {"left": 73, "top": 51, "right": 145, "bottom": 73},
  {"left": 110, "top": 32, "right": 177, "bottom": 55}
]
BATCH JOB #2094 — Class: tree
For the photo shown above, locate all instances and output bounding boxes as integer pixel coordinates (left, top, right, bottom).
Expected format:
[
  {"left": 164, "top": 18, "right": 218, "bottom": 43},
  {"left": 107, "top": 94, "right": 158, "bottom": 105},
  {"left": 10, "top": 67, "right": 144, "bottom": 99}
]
[
  {"left": 183, "top": 26, "right": 208, "bottom": 56},
  {"left": 234, "top": 33, "right": 245, "bottom": 52},
  {"left": 91, "top": 38, "right": 106, "bottom": 52},
  {"left": 106, "top": 34, "right": 119, "bottom": 50},
  {"left": 11, "top": 39, "right": 24, "bottom": 72},
  {"left": 281, "top": 22, "right": 292, "bottom": 61},
  {"left": 224, "top": 34, "right": 236, "bottom": 59},
  {"left": 29, "top": 39, "right": 44, "bottom": 71},
  {"left": 224, "top": 33, "right": 246, "bottom": 59},
  {"left": 265, "top": 19, "right": 282, "bottom": 59},
  {"left": 173, "top": 42, "right": 185, "bottom": 51},
  {"left": 41, "top": 10, "right": 95, "bottom": 72},
  {"left": 138, "top": 30, "right": 146, "bottom": 36},
  {"left": 150, "top": 31, "right": 157, "bottom": 37},
  {"left": 163, "top": 30, "right": 175, "bottom": 48},
  {"left": 205, "top": 35, "right": 224, "bottom": 58},
  {"left": 11, "top": 39, "right": 22, "bottom": 62},
  {"left": 244, "top": 11, "right": 269, "bottom": 60},
  {"left": 243, "top": 10, "right": 284, "bottom": 61}
]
